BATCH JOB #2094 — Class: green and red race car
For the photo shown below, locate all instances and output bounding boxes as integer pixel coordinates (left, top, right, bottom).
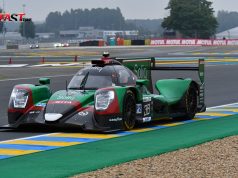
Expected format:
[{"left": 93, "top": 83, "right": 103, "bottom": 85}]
[{"left": 6, "top": 55, "right": 206, "bottom": 132}]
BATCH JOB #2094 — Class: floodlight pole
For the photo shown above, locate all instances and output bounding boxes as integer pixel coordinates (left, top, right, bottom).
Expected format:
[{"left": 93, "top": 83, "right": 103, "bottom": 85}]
[
  {"left": 22, "top": 4, "right": 26, "bottom": 39},
  {"left": 2, "top": 0, "right": 5, "bottom": 46}
]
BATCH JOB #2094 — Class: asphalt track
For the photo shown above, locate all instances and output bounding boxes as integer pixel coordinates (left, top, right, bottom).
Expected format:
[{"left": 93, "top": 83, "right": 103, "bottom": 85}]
[
  {"left": 0, "top": 46, "right": 238, "bottom": 141},
  {"left": 1, "top": 45, "right": 238, "bottom": 65}
]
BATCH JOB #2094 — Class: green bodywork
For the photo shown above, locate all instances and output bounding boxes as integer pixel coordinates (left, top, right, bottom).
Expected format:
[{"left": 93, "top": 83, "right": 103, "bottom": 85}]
[
  {"left": 120, "top": 57, "right": 205, "bottom": 112},
  {"left": 17, "top": 83, "right": 51, "bottom": 105},
  {"left": 155, "top": 79, "right": 191, "bottom": 105},
  {"left": 49, "top": 90, "right": 95, "bottom": 107}
]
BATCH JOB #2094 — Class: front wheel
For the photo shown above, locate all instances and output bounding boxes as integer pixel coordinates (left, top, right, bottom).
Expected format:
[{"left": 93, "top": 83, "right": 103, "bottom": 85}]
[{"left": 122, "top": 90, "right": 136, "bottom": 130}]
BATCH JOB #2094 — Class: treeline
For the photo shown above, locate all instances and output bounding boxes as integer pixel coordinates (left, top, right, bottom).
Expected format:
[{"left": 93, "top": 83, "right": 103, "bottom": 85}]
[
  {"left": 126, "top": 19, "right": 163, "bottom": 35},
  {"left": 217, "top": 11, "right": 238, "bottom": 33},
  {"left": 36, "top": 7, "right": 136, "bottom": 32},
  {"left": 35, "top": 7, "right": 238, "bottom": 35}
]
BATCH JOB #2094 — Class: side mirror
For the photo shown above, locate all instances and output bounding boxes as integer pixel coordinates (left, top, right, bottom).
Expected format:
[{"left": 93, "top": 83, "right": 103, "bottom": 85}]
[
  {"left": 136, "top": 79, "right": 149, "bottom": 86},
  {"left": 39, "top": 78, "right": 50, "bottom": 85}
]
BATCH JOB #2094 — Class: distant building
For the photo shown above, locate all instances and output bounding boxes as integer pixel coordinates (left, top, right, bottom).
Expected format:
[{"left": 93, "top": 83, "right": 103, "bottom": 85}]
[
  {"left": 78, "top": 27, "right": 103, "bottom": 39},
  {"left": 58, "top": 27, "right": 139, "bottom": 41},
  {"left": 36, "top": 33, "right": 55, "bottom": 39},
  {"left": 0, "top": 32, "right": 22, "bottom": 45},
  {"left": 59, "top": 30, "right": 79, "bottom": 38},
  {"left": 216, "top": 27, "right": 238, "bottom": 39},
  {"left": 103, "top": 30, "right": 139, "bottom": 40},
  {"left": 0, "top": 32, "right": 22, "bottom": 41}
]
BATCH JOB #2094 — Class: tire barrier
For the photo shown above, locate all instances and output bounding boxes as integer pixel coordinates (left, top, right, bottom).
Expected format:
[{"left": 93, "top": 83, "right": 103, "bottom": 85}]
[
  {"left": 79, "top": 40, "right": 105, "bottom": 47},
  {"left": 123, "top": 40, "right": 132, "bottom": 46},
  {"left": 131, "top": 40, "right": 145, "bottom": 46},
  {"left": 79, "top": 40, "right": 99, "bottom": 46}
]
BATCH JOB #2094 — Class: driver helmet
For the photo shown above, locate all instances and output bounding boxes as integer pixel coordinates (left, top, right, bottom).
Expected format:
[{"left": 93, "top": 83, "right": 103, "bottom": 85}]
[
  {"left": 119, "top": 70, "right": 129, "bottom": 83},
  {"left": 102, "top": 51, "right": 110, "bottom": 58}
]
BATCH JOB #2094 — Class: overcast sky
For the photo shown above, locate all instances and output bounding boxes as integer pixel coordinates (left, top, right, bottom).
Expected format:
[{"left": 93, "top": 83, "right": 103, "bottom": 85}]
[{"left": 2, "top": 0, "right": 238, "bottom": 22}]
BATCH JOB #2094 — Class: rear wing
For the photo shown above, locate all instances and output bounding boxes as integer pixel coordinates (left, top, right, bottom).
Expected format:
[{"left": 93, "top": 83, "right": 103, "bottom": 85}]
[
  {"left": 116, "top": 57, "right": 205, "bottom": 111},
  {"left": 150, "top": 57, "right": 205, "bottom": 84}
]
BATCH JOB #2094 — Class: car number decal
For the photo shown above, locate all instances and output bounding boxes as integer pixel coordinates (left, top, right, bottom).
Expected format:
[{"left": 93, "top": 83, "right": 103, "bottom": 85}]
[
  {"left": 143, "top": 117, "right": 151, "bottom": 123},
  {"left": 144, "top": 103, "right": 151, "bottom": 116}
]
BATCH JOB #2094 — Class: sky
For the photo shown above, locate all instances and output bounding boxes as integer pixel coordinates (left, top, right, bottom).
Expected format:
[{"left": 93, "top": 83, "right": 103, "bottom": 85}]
[{"left": 2, "top": 0, "right": 238, "bottom": 22}]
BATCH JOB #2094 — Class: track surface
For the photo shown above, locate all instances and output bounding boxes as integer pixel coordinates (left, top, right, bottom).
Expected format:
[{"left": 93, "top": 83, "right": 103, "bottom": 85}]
[
  {"left": 0, "top": 46, "right": 238, "bottom": 65},
  {"left": 0, "top": 46, "right": 238, "bottom": 141}
]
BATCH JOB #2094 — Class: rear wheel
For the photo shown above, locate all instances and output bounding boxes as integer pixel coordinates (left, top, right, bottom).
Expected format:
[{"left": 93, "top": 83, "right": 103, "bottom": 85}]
[
  {"left": 174, "top": 84, "right": 198, "bottom": 120},
  {"left": 122, "top": 90, "right": 136, "bottom": 130},
  {"left": 185, "top": 85, "right": 198, "bottom": 119}
]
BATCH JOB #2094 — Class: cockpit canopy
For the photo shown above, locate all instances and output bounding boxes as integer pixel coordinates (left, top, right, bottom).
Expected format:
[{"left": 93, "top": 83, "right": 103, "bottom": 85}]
[{"left": 68, "top": 65, "right": 137, "bottom": 90}]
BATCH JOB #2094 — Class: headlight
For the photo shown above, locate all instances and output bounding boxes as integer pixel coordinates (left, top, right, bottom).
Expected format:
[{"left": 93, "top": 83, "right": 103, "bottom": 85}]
[
  {"left": 95, "top": 90, "right": 114, "bottom": 110},
  {"left": 10, "top": 88, "right": 29, "bottom": 108}
]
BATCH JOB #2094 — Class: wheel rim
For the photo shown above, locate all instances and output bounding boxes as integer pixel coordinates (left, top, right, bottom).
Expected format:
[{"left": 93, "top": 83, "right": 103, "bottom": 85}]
[
  {"left": 186, "top": 89, "right": 197, "bottom": 115},
  {"left": 124, "top": 95, "right": 136, "bottom": 129}
]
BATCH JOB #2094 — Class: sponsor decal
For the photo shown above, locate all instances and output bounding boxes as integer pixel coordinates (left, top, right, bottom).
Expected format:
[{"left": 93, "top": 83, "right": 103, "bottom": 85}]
[
  {"left": 150, "top": 39, "right": 165, "bottom": 45},
  {"left": 136, "top": 104, "right": 142, "bottom": 114},
  {"left": 200, "top": 72, "right": 204, "bottom": 77},
  {"left": 143, "top": 117, "right": 151, "bottom": 123},
  {"left": 35, "top": 103, "right": 46, "bottom": 107},
  {"left": 29, "top": 111, "right": 41, "bottom": 114},
  {"left": 196, "top": 39, "right": 212, "bottom": 46},
  {"left": 143, "top": 97, "right": 151, "bottom": 102},
  {"left": 181, "top": 39, "right": 196, "bottom": 45},
  {"left": 227, "top": 40, "right": 238, "bottom": 46},
  {"left": 109, "top": 117, "right": 122, "bottom": 122},
  {"left": 134, "top": 64, "right": 148, "bottom": 79},
  {"left": 56, "top": 95, "right": 74, "bottom": 100},
  {"left": 213, "top": 40, "right": 226, "bottom": 46},
  {"left": 89, "top": 67, "right": 103, "bottom": 72},
  {"left": 51, "top": 101, "right": 73, "bottom": 104},
  {"left": 151, "top": 38, "right": 238, "bottom": 46},
  {"left": 78, "top": 111, "right": 89, "bottom": 116},
  {"left": 166, "top": 39, "right": 181, "bottom": 45},
  {"left": 0, "top": 13, "right": 31, "bottom": 22}
]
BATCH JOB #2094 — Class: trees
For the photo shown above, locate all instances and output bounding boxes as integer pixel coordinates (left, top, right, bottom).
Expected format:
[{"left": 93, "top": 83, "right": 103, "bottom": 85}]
[
  {"left": 0, "top": 8, "right": 3, "bottom": 33},
  {"left": 19, "top": 21, "right": 35, "bottom": 38},
  {"left": 217, "top": 11, "right": 238, "bottom": 33},
  {"left": 43, "top": 7, "right": 127, "bottom": 32},
  {"left": 45, "top": 11, "right": 62, "bottom": 32},
  {"left": 162, "top": 0, "right": 218, "bottom": 38}
]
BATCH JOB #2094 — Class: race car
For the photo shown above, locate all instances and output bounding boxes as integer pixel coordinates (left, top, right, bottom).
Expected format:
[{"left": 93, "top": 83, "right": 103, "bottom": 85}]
[
  {"left": 29, "top": 44, "right": 39, "bottom": 49},
  {"left": 62, "top": 43, "right": 69, "bottom": 47},
  {"left": 6, "top": 56, "right": 206, "bottom": 132},
  {"left": 53, "top": 43, "right": 63, "bottom": 47}
]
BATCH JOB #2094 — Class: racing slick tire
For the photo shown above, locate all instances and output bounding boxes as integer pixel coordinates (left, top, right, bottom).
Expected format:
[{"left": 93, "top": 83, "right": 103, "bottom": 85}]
[
  {"left": 122, "top": 90, "right": 136, "bottom": 130},
  {"left": 174, "top": 84, "right": 198, "bottom": 121}
]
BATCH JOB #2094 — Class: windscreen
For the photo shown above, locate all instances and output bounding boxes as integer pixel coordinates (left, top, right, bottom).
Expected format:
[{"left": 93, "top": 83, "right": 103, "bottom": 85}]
[{"left": 68, "top": 66, "right": 114, "bottom": 90}]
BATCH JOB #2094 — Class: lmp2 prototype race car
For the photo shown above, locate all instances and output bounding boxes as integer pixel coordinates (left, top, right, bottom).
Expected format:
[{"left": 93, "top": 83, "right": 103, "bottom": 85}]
[{"left": 6, "top": 55, "right": 206, "bottom": 132}]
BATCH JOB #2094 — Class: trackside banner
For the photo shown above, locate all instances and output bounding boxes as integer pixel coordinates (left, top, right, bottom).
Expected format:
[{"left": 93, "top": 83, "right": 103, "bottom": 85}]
[{"left": 150, "top": 39, "right": 238, "bottom": 46}]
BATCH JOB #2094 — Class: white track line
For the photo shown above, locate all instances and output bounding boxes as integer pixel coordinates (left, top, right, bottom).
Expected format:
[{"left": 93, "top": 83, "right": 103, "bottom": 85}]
[
  {"left": 0, "top": 64, "right": 28, "bottom": 67},
  {"left": 0, "top": 132, "right": 59, "bottom": 144},
  {"left": 0, "top": 74, "right": 74, "bottom": 82},
  {"left": 207, "top": 102, "right": 238, "bottom": 109}
]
